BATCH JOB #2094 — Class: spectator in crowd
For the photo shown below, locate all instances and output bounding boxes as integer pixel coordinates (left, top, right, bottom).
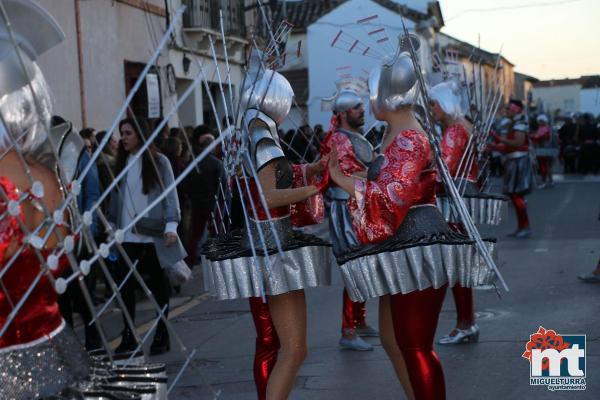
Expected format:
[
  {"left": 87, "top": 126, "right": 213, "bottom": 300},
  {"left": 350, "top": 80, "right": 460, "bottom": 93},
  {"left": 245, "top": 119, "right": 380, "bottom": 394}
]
[
  {"left": 282, "top": 129, "right": 295, "bottom": 159},
  {"left": 180, "top": 126, "right": 195, "bottom": 164},
  {"left": 109, "top": 117, "right": 186, "bottom": 355},
  {"left": 93, "top": 129, "right": 119, "bottom": 301},
  {"left": 183, "top": 132, "right": 226, "bottom": 266},
  {"left": 53, "top": 117, "right": 102, "bottom": 350},
  {"left": 313, "top": 124, "right": 325, "bottom": 149},
  {"left": 577, "top": 113, "right": 599, "bottom": 174},
  {"left": 558, "top": 115, "right": 578, "bottom": 174},
  {"left": 284, "top": 124, "right": 318, "bottom": 162},
  {"left": 164, "top": 136, "right": 184, "bottom": 178},
  {"left": 80, "top": 127, "right": 96, "bottom": 150},
  {"left": 95, "top": 130, "right": 118, "bottom": 196}
]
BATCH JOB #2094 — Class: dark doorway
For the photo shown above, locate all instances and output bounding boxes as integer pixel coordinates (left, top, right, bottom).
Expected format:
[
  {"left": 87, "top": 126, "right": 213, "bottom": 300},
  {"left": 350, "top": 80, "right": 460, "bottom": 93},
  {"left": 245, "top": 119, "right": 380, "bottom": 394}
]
[{"left": 123, "top": 61, "right": 163, "bottom": 123}]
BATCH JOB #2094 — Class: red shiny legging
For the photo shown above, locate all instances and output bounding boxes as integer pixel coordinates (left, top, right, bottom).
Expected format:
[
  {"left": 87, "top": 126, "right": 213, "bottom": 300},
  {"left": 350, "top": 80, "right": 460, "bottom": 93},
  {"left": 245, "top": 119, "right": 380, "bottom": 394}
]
[
  {"left": 390, "top": 285, "right": 448, "bottom": 400},
  {"left": 447, "top": 223, "right": 475, "bottom": 328},
  {"left": 452, "top": 286, "right": 475, "bottom": 327},
  {"left": 341, "top": 288, "right": 366, "bottom": 331},
  {"left": 537, "top": 157, "right": 552, "bottom": 182},
  {"left": 249, "top": 297, "right": 280, "bottom": 400},
  {"left": 510, "top": 193, "right": 530, "bottom": 230}
]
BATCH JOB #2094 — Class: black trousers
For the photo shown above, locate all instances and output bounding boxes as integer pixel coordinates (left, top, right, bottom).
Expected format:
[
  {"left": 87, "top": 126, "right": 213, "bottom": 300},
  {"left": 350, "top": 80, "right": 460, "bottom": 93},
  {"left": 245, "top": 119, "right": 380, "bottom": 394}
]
[
  {"left": 58, "top": 247, "right": 94, "bottom": 327},
  {"left": 116, "top": 242, "right": 171, "bottom": 331}
]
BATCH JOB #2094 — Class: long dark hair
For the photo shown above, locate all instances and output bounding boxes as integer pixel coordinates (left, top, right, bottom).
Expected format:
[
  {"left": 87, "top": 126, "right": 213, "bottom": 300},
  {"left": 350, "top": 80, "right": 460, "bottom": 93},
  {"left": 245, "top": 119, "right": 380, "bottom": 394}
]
[{"left": 116, "top": 118, "right": 161, "bottom": 194}]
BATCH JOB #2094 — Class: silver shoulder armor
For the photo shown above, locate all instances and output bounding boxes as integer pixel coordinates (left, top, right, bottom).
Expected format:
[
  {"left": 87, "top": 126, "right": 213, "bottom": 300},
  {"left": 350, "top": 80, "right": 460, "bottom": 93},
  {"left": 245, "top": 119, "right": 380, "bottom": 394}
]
[
  {"left": 31, "top": 121, "right": 85, "bottom": 191},
  {"left": 249, "top": 126, "right": 284, "bottom": 171}
]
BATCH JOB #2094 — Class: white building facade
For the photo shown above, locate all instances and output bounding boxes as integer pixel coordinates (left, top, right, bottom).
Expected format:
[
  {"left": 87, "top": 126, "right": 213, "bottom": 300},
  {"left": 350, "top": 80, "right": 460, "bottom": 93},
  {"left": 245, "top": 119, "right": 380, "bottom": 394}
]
[
  {"left": 276, "top": 0, "right": 442, "bottom": 130},
  {"left": 580, "top": 87, "right": 600, "bottom": 116},
  {"left": 532, "top": 76, "right": 600, "bottom": 117}
]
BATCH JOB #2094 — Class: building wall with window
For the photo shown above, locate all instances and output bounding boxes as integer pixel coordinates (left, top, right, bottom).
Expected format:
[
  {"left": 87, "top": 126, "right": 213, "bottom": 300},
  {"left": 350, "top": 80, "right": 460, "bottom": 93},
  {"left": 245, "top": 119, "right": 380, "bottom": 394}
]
[
  {"left": 580, "top": 87, "right": 600, "bottom": 117},
  {"left": 435, "top": 32, "right": 515, "bottom": 104},
  {"left": 531, "top": 84, "right": 581, "bottom": 116},
  {"left": 36, "top": 0, "right": 173, "bottom": 132},
  {"left": 167, "top": 0, "right": 247, "bottom": 131}
]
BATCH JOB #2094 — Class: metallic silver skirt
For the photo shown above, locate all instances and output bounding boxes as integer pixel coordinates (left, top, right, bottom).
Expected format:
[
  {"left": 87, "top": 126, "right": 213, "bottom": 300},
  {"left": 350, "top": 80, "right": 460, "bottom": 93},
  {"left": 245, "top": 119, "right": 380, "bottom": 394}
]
[
  {"left": 203, "top": 245, "right": 332, "bottom": 300},
  {"left": 503, "top": 154, "right": 535, "bottom": 195},
  {"left": 0, "top": 321, "right": 90, "bottom": 399},
  {"left": 340, "top": 240, "right": 497, "bottom": 302},
  {"left": 203, "top": 217, "right": 333, "bottom": 300},
  {"left": 436, "top": 195, "right": 507, "bottom": 226},
  {"left": 336, "top": 205, "right": 498, "bottom": 302}
]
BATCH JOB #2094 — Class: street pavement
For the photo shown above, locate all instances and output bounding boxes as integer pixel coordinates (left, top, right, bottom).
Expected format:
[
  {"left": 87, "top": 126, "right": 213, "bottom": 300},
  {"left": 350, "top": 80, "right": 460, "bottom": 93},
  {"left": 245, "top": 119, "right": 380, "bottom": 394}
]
[{"left": 104, "top": 176, "right": 600, "bottom": 400}]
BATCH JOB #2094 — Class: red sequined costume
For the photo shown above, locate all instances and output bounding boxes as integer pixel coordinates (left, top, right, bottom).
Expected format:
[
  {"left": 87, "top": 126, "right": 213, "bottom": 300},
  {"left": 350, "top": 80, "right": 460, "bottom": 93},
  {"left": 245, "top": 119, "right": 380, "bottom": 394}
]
[
  {"left": 0, "top": 177, "right": 66, "bottom": 349},
  {"left": 349, "top": 130, "right": 437, "bottom": 243},
  {"left": 531, "top": 124, "right": 552, "bottom": 182},
  {"left": 440, "top": 124, "right": 478, "bottom": 183},
  {"left": 440, "top": 124, "right": 477, "bottom": 333},
  {"left": 347, "top": 130, "right": 447, "bottom": 399},
  {"left": 320, "top": 129, "right": 370, "bottom": 334}
]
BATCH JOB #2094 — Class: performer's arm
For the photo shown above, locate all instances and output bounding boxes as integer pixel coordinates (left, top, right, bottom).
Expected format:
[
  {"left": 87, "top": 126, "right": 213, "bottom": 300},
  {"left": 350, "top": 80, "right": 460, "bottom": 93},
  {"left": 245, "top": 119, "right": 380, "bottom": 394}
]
[
  {"left": 321, "top": 131, "right": 368, "bottom": 178},
  {"left": 258, "top": 161, "right": 318, "bottom": 209},
  {"left": 328, "top": 154, "right": 357, "bottom": 195}
]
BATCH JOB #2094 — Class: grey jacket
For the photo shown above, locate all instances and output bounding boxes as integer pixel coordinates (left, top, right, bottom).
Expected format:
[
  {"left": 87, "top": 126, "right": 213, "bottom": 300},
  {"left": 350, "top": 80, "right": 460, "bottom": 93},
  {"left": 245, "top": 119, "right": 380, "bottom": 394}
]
[{"left": 108, "top": 153, "right": 187, "bottom": 269}]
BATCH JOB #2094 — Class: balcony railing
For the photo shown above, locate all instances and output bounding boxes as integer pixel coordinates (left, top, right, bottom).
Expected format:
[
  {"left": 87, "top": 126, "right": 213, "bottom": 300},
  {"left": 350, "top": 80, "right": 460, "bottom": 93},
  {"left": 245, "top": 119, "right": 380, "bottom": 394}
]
[{"left": 183, "top": 0, "right": 245, "bottom": 37}]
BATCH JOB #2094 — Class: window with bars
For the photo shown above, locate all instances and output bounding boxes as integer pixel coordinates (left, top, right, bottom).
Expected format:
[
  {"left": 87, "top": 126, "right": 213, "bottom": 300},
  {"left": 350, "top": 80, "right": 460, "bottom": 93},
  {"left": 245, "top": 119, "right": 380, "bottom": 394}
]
[{"left": 183, "top": 0, "right": 245, "bottom": 37}]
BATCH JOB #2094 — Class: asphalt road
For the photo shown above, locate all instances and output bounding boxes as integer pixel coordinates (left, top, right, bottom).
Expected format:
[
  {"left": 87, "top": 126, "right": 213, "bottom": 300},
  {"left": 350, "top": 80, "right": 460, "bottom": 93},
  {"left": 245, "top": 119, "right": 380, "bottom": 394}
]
[{"left": 146, "top": 176, "right": 600, "bottom": 400}]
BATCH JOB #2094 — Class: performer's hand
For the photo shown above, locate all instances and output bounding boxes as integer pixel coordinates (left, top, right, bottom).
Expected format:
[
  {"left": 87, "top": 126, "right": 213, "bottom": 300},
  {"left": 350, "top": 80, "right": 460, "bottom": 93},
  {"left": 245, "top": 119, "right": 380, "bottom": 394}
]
[
  {"left": 327, "top": 145, "right": 355, "bottom": 198},
  {"left": 328, "top": 145, "right": 342, "bottom": 181},
  {"left": 306, "top": 159, "right": 324, "bottom": 178},
  {"left": 164, "top": 232, "right": 177, "bottom": 247},
  {"left": 315, "top": 168, "right": 330, "bottom": 193}
]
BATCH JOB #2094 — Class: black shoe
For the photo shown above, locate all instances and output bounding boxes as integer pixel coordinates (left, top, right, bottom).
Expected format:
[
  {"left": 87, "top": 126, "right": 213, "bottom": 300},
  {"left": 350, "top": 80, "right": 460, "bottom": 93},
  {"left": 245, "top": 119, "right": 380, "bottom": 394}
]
[
  {"left": 115, "top": 329, "right": 138, "bottom": 353},
  {"left": 150, "top": 327, "right": 170, "bottom": 355}
]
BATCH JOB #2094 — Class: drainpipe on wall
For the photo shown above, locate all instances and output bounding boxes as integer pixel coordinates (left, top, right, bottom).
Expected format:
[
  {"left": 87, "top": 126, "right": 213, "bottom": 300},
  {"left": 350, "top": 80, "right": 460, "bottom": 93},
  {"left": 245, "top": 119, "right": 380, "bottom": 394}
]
[{"left": 74, "top": 0, "right": 87, "bottom": 127}]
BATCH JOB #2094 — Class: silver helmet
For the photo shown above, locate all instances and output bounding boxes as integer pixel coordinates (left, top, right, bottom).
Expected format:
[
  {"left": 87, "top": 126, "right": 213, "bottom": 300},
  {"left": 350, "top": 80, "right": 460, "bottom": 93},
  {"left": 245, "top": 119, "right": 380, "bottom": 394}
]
[
  {"left": 429, "top": 80, "right": 466, "bottom": 120},
  {"left": 369, "top": 33, "right": 420, "bottom": 117},
  {"left": 240, "top": 69, "right": 294, "bottom": 126},
  {"left": 0, "top": 0, "right": 64, "bottom": 154},
  {"left": 321, "top": 77, "right": 366, "bottom": 114}
]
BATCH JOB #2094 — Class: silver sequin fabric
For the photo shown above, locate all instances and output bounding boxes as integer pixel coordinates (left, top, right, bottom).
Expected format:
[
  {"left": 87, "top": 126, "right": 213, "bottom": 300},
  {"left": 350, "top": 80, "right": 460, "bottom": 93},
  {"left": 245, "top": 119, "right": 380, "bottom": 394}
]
[
  {"left": 340, "top": 240, "right": 498, "bottom": 302},
  {"left": 503, "top": 154, "right": 535, "bottom": 195},
  {"left": 436, "top": 196, "right": 507, "bottom": 226},
  {"left": 204, "top": 244, "right": 332, "bottom": 300},
  {"left": 0, "top": 324, "right": 90, "bottom": 399},
  {"left": 204, "top": 216, "right": 333, "bottom": 300}
]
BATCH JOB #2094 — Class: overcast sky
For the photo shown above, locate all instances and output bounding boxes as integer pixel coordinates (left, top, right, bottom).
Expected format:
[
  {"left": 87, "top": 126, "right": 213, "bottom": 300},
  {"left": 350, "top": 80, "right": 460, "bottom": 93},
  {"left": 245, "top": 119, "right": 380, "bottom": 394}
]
[{"left": 438, "top": 0, "right": 600, "bottom": 80}]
